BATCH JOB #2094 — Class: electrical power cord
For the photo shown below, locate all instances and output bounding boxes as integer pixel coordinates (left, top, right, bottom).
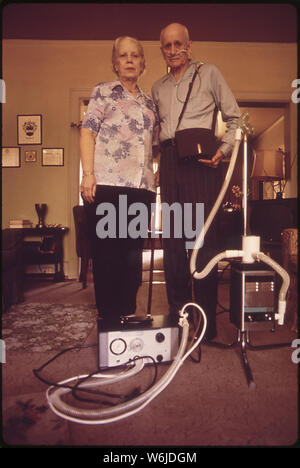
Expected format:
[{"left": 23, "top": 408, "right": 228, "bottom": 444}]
[
  {"left": 33, "top": 346, "right": 158, "bottom": 407},
  {"left": 35, "top": 304, "right": 207, "bottom": 425}
]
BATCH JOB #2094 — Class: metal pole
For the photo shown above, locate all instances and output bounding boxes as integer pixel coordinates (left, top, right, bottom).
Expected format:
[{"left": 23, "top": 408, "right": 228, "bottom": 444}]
[{"left": 242, "top": 133, "right": 248, "bottom": 236}]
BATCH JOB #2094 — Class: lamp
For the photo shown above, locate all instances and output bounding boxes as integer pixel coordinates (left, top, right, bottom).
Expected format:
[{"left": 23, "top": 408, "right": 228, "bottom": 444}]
[{"left": 251, "top": 149, "right": 285, "bottom": 199}]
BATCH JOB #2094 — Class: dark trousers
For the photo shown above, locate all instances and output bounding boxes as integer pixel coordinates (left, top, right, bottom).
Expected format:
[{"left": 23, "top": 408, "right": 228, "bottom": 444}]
[
  {"left": 84, "top": 185, "right": 156, "bottom": 326},
  {"left": 160, "top": 145, "right": 222, "bottom": 340}
]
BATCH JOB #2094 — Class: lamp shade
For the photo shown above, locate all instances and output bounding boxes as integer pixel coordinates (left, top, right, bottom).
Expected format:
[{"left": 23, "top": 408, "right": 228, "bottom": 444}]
[{"left": 251, "top": 149, "right": 284, "bottom": 181}]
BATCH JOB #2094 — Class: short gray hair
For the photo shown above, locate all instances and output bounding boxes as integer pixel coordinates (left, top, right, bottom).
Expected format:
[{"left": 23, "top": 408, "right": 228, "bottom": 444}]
[{"left": 112, "top": 36, "right": 146, "bottom": 75}]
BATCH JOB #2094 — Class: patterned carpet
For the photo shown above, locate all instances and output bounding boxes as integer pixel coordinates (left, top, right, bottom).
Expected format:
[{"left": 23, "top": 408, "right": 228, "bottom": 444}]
[{"left": 2, "top": 303, "right": 98, "bottom": 352}]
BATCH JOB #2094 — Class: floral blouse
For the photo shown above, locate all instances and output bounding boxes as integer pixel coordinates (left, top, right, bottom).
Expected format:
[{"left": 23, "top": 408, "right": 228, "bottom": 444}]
[{"left": 81, "top": 80, "right": 160, "bottom": 192}]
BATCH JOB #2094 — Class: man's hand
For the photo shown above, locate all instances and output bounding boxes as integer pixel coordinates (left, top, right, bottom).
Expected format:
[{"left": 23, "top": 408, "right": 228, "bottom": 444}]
[{"left": 198, "top": 149, "right": 225, "bottom": 168}]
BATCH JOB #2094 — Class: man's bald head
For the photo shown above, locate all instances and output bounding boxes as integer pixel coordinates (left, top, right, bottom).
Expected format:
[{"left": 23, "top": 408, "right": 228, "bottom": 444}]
[{"left": 160, "top": 23, "right": 190, "bottom": 44}]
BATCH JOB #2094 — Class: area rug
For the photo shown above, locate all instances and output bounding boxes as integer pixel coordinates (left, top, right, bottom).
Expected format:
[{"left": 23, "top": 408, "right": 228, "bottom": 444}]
[{"left": 2, "top": 303, "right": 98, "bottom": 352}]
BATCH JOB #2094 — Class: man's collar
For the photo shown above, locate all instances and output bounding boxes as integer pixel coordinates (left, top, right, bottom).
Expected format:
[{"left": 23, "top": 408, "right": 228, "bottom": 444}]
[{"left": 161, "top": 61, "right": 200, "bottom": 84}]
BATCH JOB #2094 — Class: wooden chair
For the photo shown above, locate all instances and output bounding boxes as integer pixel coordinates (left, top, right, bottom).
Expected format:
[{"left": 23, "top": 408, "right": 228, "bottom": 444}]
[
  {"left": 282, "top": 228, "right": 298, "bottom": 332},
  {"left": 73, "top": 205, "right": 92, "bottom": 288}
]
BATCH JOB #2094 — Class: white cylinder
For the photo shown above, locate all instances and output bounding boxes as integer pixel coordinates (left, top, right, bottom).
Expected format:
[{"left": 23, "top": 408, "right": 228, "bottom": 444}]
[{"left": 242, "top": 235, "right": 260, "bottom": 263}]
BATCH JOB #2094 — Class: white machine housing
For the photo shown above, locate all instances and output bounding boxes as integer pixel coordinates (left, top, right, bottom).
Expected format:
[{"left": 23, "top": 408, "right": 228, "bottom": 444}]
[{"left": 98, "top": 315, "right": 179, "bottom": 369}]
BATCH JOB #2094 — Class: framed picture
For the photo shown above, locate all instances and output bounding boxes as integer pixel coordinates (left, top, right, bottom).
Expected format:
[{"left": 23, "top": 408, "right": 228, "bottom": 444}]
[
  {"left": 17, "top": 114, "right": 42, "bottom": 145},
  {"left": 25, "top": 149, "right": 38, "bottom": 162},
  {"left": 1, "top": 147, "right": 21, "bottom": 167},
  {"left": 42, "top": 148, "right": 64, "bottom": 166}
]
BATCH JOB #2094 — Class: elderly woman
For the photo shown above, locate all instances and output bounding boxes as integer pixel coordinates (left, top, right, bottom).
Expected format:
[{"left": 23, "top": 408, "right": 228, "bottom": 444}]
[{"left": 80, "top": 36, "right": 159, "bottom": 327}]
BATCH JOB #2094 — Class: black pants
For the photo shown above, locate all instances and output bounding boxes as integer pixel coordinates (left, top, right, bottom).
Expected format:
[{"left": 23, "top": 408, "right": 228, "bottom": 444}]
[
  {"left": 84, "top": 185, "right": 156, "bottom": 326},
  {"left": 160, "top": 145, "right": 222, "bottom": 340}
]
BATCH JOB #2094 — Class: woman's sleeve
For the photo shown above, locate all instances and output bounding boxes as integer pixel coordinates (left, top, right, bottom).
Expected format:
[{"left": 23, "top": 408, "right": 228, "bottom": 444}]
[{"left": 81, "top": 85, "right": 104, "bottom": 135}]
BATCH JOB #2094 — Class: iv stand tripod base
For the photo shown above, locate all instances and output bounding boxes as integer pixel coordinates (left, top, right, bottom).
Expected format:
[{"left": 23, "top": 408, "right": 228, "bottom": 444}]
[
  {"left": 204, "top": 328, "right": 290, "bottom": 389},
  {"left": 204, "top": 331, "right": 256, "bottom": 389}
]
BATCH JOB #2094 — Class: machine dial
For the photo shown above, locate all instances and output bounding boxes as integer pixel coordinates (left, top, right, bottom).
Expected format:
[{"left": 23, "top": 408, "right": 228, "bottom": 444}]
[
  {"left": 130, "top": 338, "right": 144, "bottom": 353},
  {"left": 110, "top": 338, "right": 127, "bottom": 355}
]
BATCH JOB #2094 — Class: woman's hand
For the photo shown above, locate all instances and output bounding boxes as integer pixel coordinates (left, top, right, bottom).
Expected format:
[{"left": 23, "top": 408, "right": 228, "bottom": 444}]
[
  {"left": 80, "top": 174, "right": 97, "bottom": 203},
  {"left": 80, "top": 128, "right": 97, "bottom": 203}
]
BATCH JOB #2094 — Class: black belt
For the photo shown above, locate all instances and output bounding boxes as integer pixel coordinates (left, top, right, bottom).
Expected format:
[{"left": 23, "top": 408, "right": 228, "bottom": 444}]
[{"left": 160, "top": 138, "right": 176, "bottom": 149}]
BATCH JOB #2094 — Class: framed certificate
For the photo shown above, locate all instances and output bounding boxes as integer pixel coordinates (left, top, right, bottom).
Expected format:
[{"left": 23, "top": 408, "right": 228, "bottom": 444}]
[
  {"left": 42, "top": 148, "right": 64, "bottom": 166},
  {"left": 1, "top": 147, "right": 21, "bottom": 167},
  {"left": 25, "top": 150, "right": 38, "bottom": 162},
  {"left": 17, "top": 114, "right": 42, "bottom": 145}
]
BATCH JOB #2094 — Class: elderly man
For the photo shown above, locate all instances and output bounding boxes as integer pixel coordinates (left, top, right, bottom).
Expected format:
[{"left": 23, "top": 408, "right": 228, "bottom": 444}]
[{"left": 152, "top": 23, "right": 241, "bottom": 340}]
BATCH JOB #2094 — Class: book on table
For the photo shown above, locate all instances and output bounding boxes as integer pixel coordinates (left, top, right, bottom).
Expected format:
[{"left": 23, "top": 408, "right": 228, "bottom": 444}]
[{"left": 9, "top": 219, "right": 33, "bottom": 228}]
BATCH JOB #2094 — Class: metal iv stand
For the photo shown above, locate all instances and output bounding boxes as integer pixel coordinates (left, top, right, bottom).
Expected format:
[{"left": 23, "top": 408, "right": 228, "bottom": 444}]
[{"left": 200, "top": 120, "right": 291, "bottom": 389}]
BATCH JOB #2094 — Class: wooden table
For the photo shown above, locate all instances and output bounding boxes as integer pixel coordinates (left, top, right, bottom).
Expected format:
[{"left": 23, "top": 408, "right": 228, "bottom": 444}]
[{"left": 22, "top": 226, "right": 69, "bottom": 282}]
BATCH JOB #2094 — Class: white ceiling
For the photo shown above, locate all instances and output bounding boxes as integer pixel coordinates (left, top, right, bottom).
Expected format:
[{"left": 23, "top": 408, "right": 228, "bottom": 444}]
[
  {"left": 217, "top": 106, "right": 286, "bottom": 140},
  {"left": 240, "top": 107, "right": 285, "bottom": 138}
]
